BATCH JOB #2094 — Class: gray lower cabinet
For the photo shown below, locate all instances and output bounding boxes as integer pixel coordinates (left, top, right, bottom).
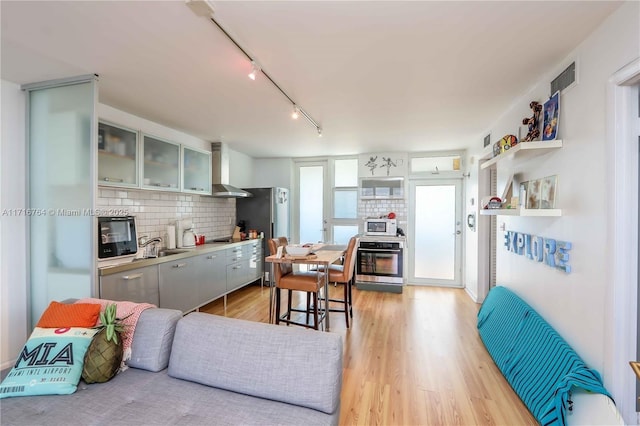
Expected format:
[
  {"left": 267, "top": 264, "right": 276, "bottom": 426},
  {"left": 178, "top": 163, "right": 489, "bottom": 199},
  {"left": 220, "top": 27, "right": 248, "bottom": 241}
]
[
  {"left": 226, "top": 246, "right": 247, "bottom": 292},
  {"left": 226, "top": 241, "right": 262, "bottom": 292},
  {"left": 99, "top": 265, "right": 159, "bottom": 306},
  {"left": 158, "top": 257, "right": 199, "bottom": 312},
  {"left": 195, "top": 251, "right": 226, "bottom": 304},
  {"left": 102, "top": 240, "right": 264, "bottom": 314}
]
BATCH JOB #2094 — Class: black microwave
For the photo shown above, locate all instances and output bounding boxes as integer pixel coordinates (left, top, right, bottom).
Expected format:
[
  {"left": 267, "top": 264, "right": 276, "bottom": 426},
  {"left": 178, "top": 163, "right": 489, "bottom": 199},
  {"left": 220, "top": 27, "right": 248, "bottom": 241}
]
[{"left": 98, "top": 216, "right": 138, "bottom": 259}]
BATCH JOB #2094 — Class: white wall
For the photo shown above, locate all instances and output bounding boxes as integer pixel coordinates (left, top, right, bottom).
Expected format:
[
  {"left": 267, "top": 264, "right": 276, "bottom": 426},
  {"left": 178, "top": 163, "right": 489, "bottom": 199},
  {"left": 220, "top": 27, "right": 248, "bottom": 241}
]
[
  {"left": 228, "top": 149, "right": 254, "bottom": 189},
  {"left": 466, "top": 2, "right": 639, "bottom": 422},
  {"left": 1, "top": 80, "right": 27, "bottom": 370},
  {"left": 252, "top": 158, "right": 294, "bottom": 189}
]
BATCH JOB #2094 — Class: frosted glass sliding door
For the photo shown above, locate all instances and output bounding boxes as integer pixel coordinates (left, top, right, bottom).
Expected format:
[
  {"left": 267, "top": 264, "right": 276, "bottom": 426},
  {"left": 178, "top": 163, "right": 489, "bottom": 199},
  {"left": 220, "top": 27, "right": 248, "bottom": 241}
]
[
  {"left": 24, "top": 76, "right": 97, "bottom": 327},
  {"left": 409, "top": 179, "right": 462, "bottom": 286}
]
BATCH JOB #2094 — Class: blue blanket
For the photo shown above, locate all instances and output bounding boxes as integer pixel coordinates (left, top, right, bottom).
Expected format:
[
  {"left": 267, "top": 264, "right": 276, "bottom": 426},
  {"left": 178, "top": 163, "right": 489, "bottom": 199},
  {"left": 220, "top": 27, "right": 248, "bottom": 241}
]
[{"left": 477, "top": 286, "right": 613, "bottom": 425}]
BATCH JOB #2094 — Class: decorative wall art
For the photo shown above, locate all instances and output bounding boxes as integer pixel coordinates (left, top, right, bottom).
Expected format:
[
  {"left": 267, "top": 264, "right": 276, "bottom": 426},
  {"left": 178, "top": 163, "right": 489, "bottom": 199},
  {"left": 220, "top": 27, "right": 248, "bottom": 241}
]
[
  {"left": 358, "top": 153, "right": 407, "bottom": 177},
  {"left": 521, "top": 101, "right": 542, "bottom": 142},
  {"left": 520, "top": 175, "right": 558, "bottom": 209},
  {"left": 526, "top": 178, "right": 541, "bottom": 209},
  {"left": 543, "top": 91, "right": 560, "bottom": 141},
  {"left": 539, "top": 175, "right": 558, "bottom": 209}
]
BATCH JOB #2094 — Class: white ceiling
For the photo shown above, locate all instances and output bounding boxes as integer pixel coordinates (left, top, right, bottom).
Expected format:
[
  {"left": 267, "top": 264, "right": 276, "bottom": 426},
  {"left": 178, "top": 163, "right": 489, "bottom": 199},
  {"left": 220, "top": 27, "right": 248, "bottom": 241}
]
[{"left": 1, "top": 1, "right": 622, "bottom": 158}]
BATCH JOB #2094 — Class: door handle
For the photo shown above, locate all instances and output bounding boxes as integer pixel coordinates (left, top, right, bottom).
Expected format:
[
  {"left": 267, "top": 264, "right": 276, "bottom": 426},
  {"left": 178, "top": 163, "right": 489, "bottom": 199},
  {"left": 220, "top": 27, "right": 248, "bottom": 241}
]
[{"left": 122, "top": 273, "right": 143, "bottom": 280}]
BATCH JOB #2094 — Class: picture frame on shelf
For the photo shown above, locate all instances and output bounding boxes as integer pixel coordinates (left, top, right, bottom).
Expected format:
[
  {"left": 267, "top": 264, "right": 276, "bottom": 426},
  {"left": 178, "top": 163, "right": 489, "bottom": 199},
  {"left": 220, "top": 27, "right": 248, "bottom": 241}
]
[
  {"left": 539, "top": 175, "right": 558, "bottom": 209},
  {"left": 543, "top": 91, "right": 560, "bottom": 141},
  {"left": 526, "top": 179, "right": 541, "bottom": 209}
]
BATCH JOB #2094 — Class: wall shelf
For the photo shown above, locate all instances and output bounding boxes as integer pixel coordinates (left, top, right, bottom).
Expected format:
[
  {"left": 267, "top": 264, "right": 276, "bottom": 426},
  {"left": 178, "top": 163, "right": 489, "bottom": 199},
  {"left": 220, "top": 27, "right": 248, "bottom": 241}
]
[
  {"left": 479, "top": 207, "right": 562, "bottom": 217},
  {"left": 481, "top": 140, "right": 563, "bottom": 170}
]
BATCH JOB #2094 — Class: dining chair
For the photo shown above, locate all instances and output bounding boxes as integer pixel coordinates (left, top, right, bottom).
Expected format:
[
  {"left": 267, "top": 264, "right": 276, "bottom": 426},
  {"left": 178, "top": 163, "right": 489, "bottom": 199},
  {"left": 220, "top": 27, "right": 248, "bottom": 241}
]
[
  {"left": 317, "top": 236, "right": 358, "bottom": 328},
  {"left": 268, "top": 237, "right": 325, "bottom": 330}
]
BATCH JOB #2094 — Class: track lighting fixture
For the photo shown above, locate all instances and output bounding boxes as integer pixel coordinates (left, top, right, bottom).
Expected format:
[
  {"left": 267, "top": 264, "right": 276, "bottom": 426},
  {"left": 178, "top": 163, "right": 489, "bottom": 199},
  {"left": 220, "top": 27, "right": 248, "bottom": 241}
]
[
  {"left": 187, "top": 1, "right": 322, "bottom": 136},
  {"left": 248, "top": 61, "right": 260, "bottom": 81}
]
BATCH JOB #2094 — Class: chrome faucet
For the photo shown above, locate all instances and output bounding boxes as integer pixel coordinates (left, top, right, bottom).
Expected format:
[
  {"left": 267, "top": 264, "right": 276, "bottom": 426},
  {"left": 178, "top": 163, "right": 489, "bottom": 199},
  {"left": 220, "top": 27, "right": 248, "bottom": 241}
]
[{"left": 138, "top": 236, "right": 163, "bottom": 258}]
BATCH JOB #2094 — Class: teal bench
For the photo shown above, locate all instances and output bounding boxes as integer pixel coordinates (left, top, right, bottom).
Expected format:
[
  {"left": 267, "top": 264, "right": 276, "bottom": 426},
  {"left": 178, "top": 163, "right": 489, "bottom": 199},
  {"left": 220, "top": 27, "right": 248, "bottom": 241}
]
[{"left": 477, "top": 286, "right": 613, "bottom": 425}]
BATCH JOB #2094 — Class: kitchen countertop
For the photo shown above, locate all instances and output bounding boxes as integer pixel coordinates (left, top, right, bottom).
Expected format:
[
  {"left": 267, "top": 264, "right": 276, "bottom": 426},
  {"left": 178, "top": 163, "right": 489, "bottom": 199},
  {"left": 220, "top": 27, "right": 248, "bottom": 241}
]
[{"left": 98, "top": 238, "right": 261, "bottom": 276}]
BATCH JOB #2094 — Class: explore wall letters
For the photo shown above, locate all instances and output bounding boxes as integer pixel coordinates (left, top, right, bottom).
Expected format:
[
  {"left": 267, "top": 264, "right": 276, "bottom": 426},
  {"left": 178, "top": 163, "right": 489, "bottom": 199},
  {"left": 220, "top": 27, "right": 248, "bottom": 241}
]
[{"left": 504, "top": 230, "right": 571, "bottom": 273}]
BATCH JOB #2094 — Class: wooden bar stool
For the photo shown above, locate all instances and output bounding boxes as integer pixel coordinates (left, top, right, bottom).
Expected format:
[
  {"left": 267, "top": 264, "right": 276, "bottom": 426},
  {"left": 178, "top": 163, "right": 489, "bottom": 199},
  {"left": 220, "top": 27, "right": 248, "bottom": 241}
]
[
  {"left": 268, "top": 238, "right": 326, "bottom": 330},
  {"left": 317, "top": 236, "right": 358, "bottom": 328}
]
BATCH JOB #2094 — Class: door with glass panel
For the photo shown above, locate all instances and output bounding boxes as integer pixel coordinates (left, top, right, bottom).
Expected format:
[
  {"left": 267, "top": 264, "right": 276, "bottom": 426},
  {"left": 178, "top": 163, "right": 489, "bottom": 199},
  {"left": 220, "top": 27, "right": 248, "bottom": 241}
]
[
  {"left": 409, "top": 179, "right": 463, "bottom": 286},
  {"left": 296, "top": 161, "right": 329, "bottom": 243}
]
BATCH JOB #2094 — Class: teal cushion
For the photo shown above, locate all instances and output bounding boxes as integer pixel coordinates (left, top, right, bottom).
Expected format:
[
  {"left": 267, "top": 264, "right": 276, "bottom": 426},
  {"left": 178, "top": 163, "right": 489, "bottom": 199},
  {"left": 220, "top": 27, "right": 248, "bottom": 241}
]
[{"left": 0, "top": 327, "right": 97, "bottom": 398}]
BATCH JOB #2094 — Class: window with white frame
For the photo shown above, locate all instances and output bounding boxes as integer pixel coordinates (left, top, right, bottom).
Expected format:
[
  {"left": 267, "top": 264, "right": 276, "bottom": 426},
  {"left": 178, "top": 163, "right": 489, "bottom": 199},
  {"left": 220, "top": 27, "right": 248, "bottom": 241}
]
[{"left": 332, "top": 159, "right": 358, "bottom": 244}]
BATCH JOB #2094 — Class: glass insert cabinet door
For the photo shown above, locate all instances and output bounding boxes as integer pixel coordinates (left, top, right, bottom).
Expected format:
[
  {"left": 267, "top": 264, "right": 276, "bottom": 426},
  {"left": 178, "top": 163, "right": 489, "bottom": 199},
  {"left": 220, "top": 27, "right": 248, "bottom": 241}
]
[
  {"left": 97, "top": 121, "right": 138, "bottom": 186},
  {"left": 142, "top": 134, "right": 180, "bottom": 191},
  {"left": 182, "top": 146, "right": 211, "bottom": 194}
]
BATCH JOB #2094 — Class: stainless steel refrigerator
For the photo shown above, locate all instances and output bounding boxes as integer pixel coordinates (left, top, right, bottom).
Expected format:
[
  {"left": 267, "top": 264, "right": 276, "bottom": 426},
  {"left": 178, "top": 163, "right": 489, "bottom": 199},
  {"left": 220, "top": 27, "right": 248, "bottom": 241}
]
[{"left": 236, "top": 187, "right": 289, "bottom": 282}]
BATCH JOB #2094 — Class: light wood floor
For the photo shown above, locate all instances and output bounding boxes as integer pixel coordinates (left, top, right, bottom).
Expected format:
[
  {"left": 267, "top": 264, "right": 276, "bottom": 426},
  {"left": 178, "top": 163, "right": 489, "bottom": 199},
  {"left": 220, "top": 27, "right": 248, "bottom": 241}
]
[{"left": 201, "top": 283, "right": 536, "bottom": 425}]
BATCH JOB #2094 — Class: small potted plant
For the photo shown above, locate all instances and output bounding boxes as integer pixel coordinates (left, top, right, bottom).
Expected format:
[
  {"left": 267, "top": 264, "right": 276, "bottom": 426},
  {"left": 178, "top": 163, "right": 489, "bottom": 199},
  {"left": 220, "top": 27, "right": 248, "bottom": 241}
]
[{"left": 82, "top": 303, "right": 128, "bottom": 383}]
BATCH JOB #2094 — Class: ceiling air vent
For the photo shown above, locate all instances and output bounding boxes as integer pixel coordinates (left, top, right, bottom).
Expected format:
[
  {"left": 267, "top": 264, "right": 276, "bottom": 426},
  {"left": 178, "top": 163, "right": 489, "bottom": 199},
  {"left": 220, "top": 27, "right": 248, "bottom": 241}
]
[{"left": 551, "top": 62, "right": 576, "bottom": 94}]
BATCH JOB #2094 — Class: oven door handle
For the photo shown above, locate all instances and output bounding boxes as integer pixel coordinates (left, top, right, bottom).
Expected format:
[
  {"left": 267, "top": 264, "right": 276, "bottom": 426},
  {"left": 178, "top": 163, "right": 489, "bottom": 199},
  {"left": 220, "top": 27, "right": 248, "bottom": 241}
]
[{"left": 358, "top": 248, "right": 402, "bottom": 253}]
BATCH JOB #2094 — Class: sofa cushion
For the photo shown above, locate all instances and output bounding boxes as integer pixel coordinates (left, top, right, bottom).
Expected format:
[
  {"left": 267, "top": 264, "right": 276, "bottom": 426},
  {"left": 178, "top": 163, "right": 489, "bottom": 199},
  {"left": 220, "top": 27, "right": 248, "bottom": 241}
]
[
  {"left": 168, "top": 313, "right": 343, "bottom": 415},
  {"left": 477, "top": 286, "right": 612, "bottom": 425},
  {"left": 0, "top": 327, "right": 97, "bottom": 398},
  {"left": 0, "top": 367, "right": 338, "bottom": 426},
  {"left": 126, "top": 308, "right": 182, "bottom": 372},
  {"left": 36, "top": 301, "right": 101, "bottom": 328}
]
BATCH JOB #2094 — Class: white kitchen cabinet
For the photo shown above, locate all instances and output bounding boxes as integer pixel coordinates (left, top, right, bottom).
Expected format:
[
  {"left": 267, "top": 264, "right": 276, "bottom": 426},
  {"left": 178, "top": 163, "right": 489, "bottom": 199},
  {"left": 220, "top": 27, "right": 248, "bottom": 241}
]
[
  {"left": 359, "top": 177, "right": 404, "bottom": 200},
  {"left": 182, "top": 146, "right": 211, "bottom": 195},
  {"left": 98, "top": 121, "right": 139, "bottom": 187},
  {"left": 142, "top": 134, "right": 181, "bottom": 191}
]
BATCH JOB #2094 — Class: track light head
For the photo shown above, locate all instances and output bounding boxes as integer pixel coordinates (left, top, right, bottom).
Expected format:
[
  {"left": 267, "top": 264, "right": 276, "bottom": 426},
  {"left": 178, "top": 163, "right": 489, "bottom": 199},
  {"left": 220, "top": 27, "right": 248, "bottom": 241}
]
[
  {"left": 248, "top": 61, "right": 260, "bottom": 81},
  {"left": 291, "top": 105, "right": 300, "bottom": 119},
  {"left": 317, "top": 127, "right": 323, "bottom": 137}
]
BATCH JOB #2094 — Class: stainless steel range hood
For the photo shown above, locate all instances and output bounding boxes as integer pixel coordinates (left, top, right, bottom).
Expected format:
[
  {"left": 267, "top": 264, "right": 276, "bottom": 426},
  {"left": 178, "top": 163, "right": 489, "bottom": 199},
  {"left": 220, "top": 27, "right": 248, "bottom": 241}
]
[{"left": 210, "top": 142, "right": 251, "bottom": 198}]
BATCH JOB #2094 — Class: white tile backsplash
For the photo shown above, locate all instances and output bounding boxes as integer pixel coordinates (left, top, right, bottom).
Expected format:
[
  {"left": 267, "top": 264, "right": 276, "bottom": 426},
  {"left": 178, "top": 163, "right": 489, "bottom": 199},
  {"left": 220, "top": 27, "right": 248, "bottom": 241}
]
[{"left": 97, "top": 188, "right": 236, "bottom": 247}]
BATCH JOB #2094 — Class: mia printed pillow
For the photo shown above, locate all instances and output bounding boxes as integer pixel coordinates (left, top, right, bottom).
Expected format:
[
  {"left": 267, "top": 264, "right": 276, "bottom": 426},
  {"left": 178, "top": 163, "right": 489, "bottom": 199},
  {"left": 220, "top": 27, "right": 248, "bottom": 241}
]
[{"left": 0, "top": 326, "right": 97, "bottom": 398}]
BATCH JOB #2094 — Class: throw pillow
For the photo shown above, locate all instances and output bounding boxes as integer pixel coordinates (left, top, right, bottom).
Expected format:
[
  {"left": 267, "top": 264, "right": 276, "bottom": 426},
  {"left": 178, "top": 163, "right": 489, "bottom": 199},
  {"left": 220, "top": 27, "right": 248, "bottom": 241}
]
[
  {"left": 36, "top": 301, "right": 101, "bottom": 328},
  {"left": 0, "top": 326, "right": 97, "bottom": 398}
]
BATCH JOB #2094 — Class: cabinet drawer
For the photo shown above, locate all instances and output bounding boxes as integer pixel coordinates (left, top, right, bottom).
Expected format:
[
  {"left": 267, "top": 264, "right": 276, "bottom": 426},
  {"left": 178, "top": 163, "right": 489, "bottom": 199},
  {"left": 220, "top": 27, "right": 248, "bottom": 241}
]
[{"left": 99, "top": 265, "right": 159, "bottom": 306}]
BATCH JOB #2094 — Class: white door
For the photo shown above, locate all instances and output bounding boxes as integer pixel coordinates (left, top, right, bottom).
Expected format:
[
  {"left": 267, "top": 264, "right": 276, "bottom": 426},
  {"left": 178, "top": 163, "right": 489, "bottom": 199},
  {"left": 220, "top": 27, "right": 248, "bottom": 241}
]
[
  {"left": 408, "top": 179, "right": 463, "bottom": 286},
  {"left": 295, "top": 161, "right": 329, "bottom": 243}
]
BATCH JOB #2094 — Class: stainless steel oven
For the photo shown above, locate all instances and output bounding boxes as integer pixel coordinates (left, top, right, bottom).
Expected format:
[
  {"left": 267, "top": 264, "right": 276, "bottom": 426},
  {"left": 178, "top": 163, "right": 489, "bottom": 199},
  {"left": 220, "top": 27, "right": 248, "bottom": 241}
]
[{"left": 356, "top": 240, "right": 404, "bottom": 284}]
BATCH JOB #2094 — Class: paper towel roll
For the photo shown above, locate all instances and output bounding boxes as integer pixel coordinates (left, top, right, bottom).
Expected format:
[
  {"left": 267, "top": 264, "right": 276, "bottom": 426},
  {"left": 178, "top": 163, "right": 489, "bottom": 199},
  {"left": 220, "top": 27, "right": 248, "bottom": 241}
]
[{"left": 166, "top": 225, "right": 176, "bottom": 249}]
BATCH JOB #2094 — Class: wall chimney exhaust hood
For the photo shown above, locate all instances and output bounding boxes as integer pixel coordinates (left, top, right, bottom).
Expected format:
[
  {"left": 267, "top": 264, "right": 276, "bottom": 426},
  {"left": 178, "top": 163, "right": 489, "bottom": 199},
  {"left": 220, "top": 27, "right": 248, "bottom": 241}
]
[{"left": 210, "top": 142, "right": 251, "bottom": 198}]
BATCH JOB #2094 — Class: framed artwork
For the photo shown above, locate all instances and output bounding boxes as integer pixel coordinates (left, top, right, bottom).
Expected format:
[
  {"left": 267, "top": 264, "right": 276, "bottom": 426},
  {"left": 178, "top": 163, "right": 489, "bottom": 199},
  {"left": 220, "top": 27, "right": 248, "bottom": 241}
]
[
  {"left": 539, "top": 175, "right": 558, "bottom": 209},
  {"left": 542, "top": 91, "right": 560, "bottom": 141},
  {"left": 526, "top": 179, "right": 541, "bottom": 209}
]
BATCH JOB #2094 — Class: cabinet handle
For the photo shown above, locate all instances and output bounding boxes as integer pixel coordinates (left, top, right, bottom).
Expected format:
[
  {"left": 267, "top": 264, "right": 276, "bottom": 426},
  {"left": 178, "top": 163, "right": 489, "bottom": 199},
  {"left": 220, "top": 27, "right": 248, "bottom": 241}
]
[
  {"left": 233, "top": 265, "right": 242, "bottom": 270},
  {"left": 104, "top": 177, "right": 125, "bottom": 183},
  {"left": 173, "top": 263, "right": 187, "bottom": 268},
  {"left": 154, "top": 183, "right": 172, "bottom": 188},
  {"left": 207, "top": 255, "right": 217, "bottom": 260},
  {"left": 122, "top": 273, "right": 143, "bottom": 280}
]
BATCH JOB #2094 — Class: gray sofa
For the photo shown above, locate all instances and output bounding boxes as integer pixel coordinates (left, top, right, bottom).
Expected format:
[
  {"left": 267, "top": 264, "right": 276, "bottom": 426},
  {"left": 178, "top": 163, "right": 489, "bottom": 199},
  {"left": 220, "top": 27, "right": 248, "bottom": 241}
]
[{"left": 0, "top": 309, "right": 344, "bottom": 425}]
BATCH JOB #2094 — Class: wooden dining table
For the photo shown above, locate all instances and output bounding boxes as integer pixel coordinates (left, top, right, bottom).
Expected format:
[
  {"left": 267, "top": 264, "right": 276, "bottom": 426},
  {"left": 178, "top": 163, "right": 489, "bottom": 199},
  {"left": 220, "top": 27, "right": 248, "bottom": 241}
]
[{"left": 264, "top": 244, "right": 346, "bottom": 331}]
